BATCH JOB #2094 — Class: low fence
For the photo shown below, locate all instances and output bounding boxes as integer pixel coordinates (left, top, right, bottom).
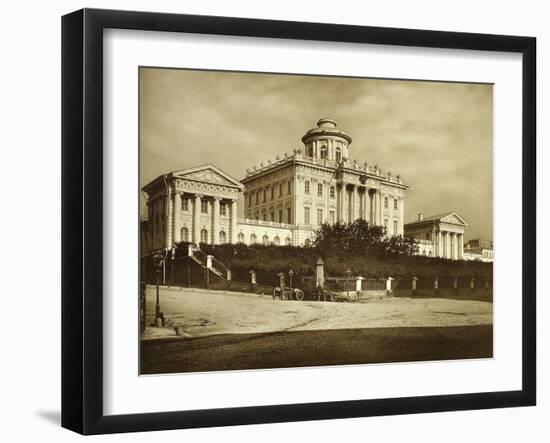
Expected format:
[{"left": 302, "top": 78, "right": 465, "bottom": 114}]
[{"left": 141, "top": 252, "right": 493, "bottom": 299}]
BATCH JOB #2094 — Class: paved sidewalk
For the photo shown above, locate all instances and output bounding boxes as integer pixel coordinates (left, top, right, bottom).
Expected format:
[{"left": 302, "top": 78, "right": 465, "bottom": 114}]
[{"left": 142, "top": 286, "right": 492, "bottom": 340}]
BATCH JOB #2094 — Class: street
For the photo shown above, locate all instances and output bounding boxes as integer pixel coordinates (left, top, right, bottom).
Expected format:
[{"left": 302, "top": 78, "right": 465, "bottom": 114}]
[{"left": 141, "top": 325, "right": 493, "bottom": 374}]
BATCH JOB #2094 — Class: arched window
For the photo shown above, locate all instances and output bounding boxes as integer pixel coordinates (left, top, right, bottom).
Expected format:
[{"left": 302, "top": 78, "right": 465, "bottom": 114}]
[
  {"left": 181, "top": 227, "right": 189, "bottom": 242},
  {"left": 335, "top": 147, "right": 342, "bottom": 162},
  {"left": 393, "top": 198, "right": 398, "bottom": 210},
  {"left": 285, "top": 237, "right": 292, "bottom": 246},
  {"left": 237, "top": 232, "right": 244, "bottom": 243},
  {"left": 262, "top": 235, "right": 269, "bottom": 246},
  {"left": 320, "top": 145, "right": 328, "bottom": 159},
  {"left": 384, "top": 196, "right": 389, "bottom": 208},
  {"left": 273, "top": 236, "right": 280, "bottom": 246},
  {"left": 250, "top": 233, "right": 257, "bottom": 244},
  {"left": 200, "top": 229, "right": 208, "bottom": 244},
  {"left": 304, "top": 238, "right": 311, "bottom": 247},
  {"left": 219, "top": 230, "right": 227, "bottom": 243}
]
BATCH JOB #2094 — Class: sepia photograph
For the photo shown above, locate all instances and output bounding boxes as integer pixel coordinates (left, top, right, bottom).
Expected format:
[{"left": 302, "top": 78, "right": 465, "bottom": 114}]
[{"left": 138, "top": 67, "right": 494, "bottom": 375}]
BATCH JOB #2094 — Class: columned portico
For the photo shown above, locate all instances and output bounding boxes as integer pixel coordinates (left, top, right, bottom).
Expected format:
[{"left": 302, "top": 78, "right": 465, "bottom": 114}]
[{"left": 404, "top": 212, "right": 468, "bottom": 260}]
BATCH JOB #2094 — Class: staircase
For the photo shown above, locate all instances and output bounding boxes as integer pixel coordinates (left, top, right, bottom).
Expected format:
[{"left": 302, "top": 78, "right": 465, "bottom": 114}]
[{"left": 188, "top": 247, "right": 231, "bottom": 281}]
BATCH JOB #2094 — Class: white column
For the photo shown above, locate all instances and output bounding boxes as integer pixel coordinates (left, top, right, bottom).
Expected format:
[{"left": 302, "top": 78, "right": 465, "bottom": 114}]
[
  {"left": 377, "top": 190, "right": 384, "bottom": 226},
  {"left": 173, "top": 191, "right": 181, "bottom": 244},
  {"left": 338, "top": 184, "right": 345, "bottom": 222},
  {"left": 193, "top": 194, "right": 201, "bottom": 244},
  {"left": 437, "top": 231, "right": 443, "bottom": 257},
  {"left": 351, "top": 185, "right": 358, "bottom": 221},
  {"left": 399, "top": 197, "right": 405, "bottom": 235},
  {"left": 458, "top": 233, "right": 464, "bottom": 260},
  {"left": 230, "top": 199, "right": 238, "bottom": 244},
  {"left": 212, "top": 197, "right": 220, "bottom": 244},
  {"left": 450, "top": 232, "right": 456, "bottom": 260},
  {"left": 165, "top": 188, "right": 173, "bottom": 248},
  {"left": 342, "top": 183, "right": 349, "bottom": 223},
  {"left": 369, "top": 189, "right": 376, "bottom": 226}
]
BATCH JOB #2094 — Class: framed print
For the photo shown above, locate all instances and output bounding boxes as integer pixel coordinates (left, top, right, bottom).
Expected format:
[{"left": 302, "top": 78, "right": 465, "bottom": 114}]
[{"left": 61, "top": 8, "right": 536, "bottom": 435}]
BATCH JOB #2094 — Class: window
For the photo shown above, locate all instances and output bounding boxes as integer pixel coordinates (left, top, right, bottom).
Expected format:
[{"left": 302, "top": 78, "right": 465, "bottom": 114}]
[
  {"left": 262, "top": 212, "right": 267, "bottom": 221},
  {"left": 287, "top": 181, "right": 292, "bottom": 194},
  {"left": 304, "top": 238, "right": 311, "bottom": 247},
  {"left": 263, "top": 188, "right": 267, "bottom": 203},
  {"left": 220, "top": 202, "right": 226, "bottom": 216},
  {"left": 270, "top": 211, "right": 275, "bottom": 222},
  {"left": 181, "top": 227, "right": 189, "bottom": 242},
  {"left": 287, "top": 208, "right": 292, "bottom": 224},
  {"left": 384, "top": 218, "right": 388, "bottom": 232},
  {"left": 393, "top": 198, "right": 398, "bottom": 210},
  {"left": 182, "top": 196, "right": 189, "bottom": 211},
  {"left": 317, "top": 183, "right": 323, "bottom": 196},
  {"left": 237, "top": 232, "right": 244, "bottom": 243},
  {"left": 255, "top": 191, "right": 259, "bottom": 205},
  {"left": 250, "top": 233, "right": 257, "bottom": 244},
  {"left": 219, "top": 230, "right": 227, "bottom": 243},
  {"left": 248, "top": 193, "right": 252, "bottom": 207},
  {"left": 201, "top": 200, "right": 208, "bottom": 213},
  {"left": 262, "top": 235, "right": 269, "bottom": 246},
  {"left": 278, "top": 209, "right": 283, "bottom": 223},
  {"left": 329, "top": 210, "right": 335, "bottom": 224},
  {"left": 200, "top": 229, "right": 208, "bottom": 243},
  {"left": 330, "top": 186, "right": 335, "bottom": 198},
  {"left": 317, "top": 209, "right": 323, "bottom": 225},
  {"left": 279, "top": 183, "right": 283, "bottom": 197},
  {"left": 384, "top": 197, "right": 389, "bottom": 209},
  {"left": 336, "top": 147, "right": 342, "bottom": 162},
  {"left": 304, "top": 207, "right": 311, "bottom": 225},
  {"left": 393, "top": 220, "right": 398, "bottom": 236},
  {"left": 270, "top": 186, "right": 274, "bottom": 200},
  {"left": 320, "top": 145, "right": 328, "bottom": 159},
  {"left": 426, "top": 233, "right": 431, "bottom": 241},
  {"left": 273, "top": 236, "right": 280, "bottom": 246},
  {"left": 305, "top": 181, "right": 310, "bottom": 194},
  {"left": 285, "top": 237, "right": 292, "bottom": 246}
]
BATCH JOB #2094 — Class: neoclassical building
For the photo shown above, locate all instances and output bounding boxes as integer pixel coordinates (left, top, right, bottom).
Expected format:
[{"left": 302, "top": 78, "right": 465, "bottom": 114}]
[
  {"left": 141, "top": 118, "right": 409, "bottom": 252},
  {"left": 404, "top": 212, "right": 468, "bottom": 260}
]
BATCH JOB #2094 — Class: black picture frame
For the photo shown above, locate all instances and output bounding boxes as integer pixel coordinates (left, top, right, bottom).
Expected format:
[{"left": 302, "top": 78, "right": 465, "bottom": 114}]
[{"left": 61, "top": 8, "right": 536, "bottom": 435}]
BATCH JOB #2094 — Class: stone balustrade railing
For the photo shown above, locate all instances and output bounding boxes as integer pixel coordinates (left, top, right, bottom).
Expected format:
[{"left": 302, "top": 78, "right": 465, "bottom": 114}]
[
  {"left": 238, "top": 218, "right": 294, "bottom": 229},
  {"left": 245, "top": 150, "right": 403, "bottom": 184}
]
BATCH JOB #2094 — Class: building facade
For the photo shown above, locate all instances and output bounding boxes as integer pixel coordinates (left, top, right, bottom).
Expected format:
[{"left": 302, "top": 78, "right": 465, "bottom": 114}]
[
  {"left": 404, "top": 212, "right": 468, "bottom": 260},
  {"left": 141, "top": 118, "right": 408, "bottom": 253},
  {"left": 463, "top": 239, "right": 494, "bottom": 262}
]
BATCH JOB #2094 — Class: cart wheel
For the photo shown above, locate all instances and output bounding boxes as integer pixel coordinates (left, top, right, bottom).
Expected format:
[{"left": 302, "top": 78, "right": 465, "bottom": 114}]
[{"left": 294, "top": 289, "right": 304, "bottom": 301}]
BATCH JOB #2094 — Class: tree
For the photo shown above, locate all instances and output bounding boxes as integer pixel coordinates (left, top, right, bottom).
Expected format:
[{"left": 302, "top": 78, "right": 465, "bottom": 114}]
[{"left": 313, "top": 219, "right": 418, "bottom": 258}]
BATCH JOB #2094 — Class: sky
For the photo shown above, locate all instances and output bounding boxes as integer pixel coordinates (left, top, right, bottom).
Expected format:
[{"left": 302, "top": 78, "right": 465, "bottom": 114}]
[{"left": 140, "top": 68, "right": 493, "bottom": 241}]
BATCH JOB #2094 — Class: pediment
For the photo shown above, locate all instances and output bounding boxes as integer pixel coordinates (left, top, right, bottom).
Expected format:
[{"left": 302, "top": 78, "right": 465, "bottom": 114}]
[
  {"left": 174, "top": 164, "right": 243, "bottom": 189},
  {"left": 441, "top": 212, "right": 468, "bottom": 226}
]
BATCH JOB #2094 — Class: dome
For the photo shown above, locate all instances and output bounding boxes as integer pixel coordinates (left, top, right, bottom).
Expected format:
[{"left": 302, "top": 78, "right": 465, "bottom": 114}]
[{"left": 301, "top": 118, "right": 352, "bottom": 145}]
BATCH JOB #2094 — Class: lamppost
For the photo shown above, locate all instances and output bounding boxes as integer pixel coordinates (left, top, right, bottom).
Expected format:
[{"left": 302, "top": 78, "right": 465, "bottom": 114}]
[
  {"left": 289, "top": 269, "right": 294, "bottom": 291},
  {"left": 152, "top": 252, "right": 165, "bottom": 324}
]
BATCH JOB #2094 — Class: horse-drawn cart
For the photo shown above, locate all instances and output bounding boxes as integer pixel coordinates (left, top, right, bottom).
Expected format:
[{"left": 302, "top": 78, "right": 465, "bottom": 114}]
[{"left": 272, "top": 286, "right": 305, "bottom": 301}]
